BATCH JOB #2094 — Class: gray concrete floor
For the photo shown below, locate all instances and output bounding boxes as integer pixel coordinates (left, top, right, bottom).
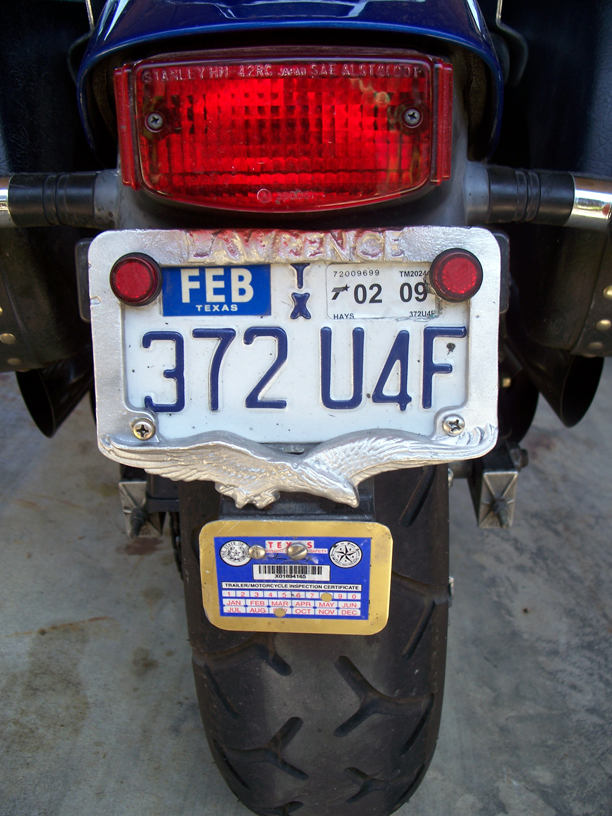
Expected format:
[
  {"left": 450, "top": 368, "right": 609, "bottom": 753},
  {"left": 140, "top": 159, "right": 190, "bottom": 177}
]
[{"left": 0, "top": 363, "right": 611, "bottom": 816}]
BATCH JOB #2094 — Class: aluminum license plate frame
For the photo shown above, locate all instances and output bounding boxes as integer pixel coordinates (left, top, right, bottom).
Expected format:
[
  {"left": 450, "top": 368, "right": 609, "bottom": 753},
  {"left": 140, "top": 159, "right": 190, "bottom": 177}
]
[{"left": 88, "top": 227, "right": 500, "bottom": 509}]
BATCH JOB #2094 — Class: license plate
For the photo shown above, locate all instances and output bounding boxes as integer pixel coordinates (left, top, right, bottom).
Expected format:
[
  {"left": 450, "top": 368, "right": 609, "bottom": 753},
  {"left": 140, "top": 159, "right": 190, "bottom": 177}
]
[
  {"left": 89, "top": 228, "right": 500, "bottom": 449},
  {"left": 199, "top": 519, "right": 393, "bottom": 634}
]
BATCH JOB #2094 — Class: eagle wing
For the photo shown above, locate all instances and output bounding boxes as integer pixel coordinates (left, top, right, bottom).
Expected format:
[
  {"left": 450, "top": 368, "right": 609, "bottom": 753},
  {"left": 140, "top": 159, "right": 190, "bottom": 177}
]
[
  {"left": 304, "top": 425, "right": 496, "bottom": 487},
  {"left": 100, "top": 433, "right": 359, "bottom": 508},
  {"left": 101, "top": 425, "right": 495, "bottom": 509}
]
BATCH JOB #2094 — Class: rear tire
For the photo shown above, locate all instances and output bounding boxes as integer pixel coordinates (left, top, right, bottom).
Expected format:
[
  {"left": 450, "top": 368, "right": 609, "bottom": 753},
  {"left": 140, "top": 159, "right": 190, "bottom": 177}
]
[{"left": 179, "top": 465, "right": 449, "bottom": 816}]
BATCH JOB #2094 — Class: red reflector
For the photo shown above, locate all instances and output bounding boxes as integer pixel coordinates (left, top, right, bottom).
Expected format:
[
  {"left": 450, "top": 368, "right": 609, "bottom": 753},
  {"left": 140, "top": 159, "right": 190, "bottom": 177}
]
[
  {"left": 114, "top": 50, "right": 453, "bottom": 212},
  {"left": 430, "top": 250, "right": 483, "bottom": 302},
  {"left": 110, "top": 254, "right": 162, "bottom": 305}
]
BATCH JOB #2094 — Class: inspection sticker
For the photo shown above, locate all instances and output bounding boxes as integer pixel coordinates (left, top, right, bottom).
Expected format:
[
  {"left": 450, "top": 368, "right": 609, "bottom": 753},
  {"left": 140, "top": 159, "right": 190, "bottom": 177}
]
[{"left": 215, "top": 535, "right": 371, "bottom": 619}]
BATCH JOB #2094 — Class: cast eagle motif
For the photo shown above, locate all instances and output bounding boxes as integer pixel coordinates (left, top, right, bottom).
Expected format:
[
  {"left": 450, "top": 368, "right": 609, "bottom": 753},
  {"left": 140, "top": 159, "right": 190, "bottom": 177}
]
[{"left": 100, "top": 425, "right": 496, "bottom": 508}]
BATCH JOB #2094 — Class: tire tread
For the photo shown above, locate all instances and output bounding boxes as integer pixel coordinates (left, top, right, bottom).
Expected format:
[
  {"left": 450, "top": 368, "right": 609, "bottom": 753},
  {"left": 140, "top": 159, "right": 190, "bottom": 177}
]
[{"left": 179, "top": 466, "right": 449, "bottom": 816}]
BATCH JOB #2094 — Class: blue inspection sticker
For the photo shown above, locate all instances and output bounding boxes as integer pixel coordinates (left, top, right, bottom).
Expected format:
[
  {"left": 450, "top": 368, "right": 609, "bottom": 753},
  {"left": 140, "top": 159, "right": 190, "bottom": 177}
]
[
  {"left": 161, "top": 264, "right": 271, "bottom": 316},
  {"left": 215, "top": 535, "right": 372, "bottom": 620}
]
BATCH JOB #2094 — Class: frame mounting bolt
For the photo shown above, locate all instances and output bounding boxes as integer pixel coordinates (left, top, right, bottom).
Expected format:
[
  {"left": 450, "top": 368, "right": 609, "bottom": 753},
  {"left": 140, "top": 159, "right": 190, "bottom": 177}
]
[
  {"left": 131, "top": 417, "right": 155, "bottom": 440},
  {"left": 443, "top": 415, "right": 465, "bottom": 436},
  {"left": 145, "top": 112, "right": 165, "bottom": 132}
]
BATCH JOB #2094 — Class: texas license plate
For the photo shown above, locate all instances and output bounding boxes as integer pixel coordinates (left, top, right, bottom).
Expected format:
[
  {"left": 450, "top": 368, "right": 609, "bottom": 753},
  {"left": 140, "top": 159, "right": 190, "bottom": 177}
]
[{"left": 88, "top": 228, "right": 500, "bottom": 451}]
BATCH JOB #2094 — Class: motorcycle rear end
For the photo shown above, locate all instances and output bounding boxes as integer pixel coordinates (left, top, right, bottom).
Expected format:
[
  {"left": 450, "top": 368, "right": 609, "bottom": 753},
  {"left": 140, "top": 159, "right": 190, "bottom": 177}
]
[{"left": 1, "top": 1, "right": 609, "bottom": 814}]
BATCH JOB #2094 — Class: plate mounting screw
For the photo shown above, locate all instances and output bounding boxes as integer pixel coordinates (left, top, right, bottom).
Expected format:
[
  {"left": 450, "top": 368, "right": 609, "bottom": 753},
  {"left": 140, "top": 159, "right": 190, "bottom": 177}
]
[
  {"left": 248, "top": 545, "right": 266, "bottom": 560},
  {"left": 402, "top": 107, "right": 422, "bottom": 128},
  {"left": 443, "top": 415, "right": 465, "bottom": 436},
  {"left": 145, "top": 112, "right": 165, "bottom": 132},
  {"left": 287, "top": 543, "right": 309, "bottom": 561},
  {"left": 131, "top": 417, "right": 155, "bottom": 440}
]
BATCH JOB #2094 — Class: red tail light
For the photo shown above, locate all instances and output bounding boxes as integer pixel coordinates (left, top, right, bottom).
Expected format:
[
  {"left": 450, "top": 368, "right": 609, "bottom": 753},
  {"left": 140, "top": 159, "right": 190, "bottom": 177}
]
[{"left": 115, "top": 49, "right": 453, "bottom": 212}]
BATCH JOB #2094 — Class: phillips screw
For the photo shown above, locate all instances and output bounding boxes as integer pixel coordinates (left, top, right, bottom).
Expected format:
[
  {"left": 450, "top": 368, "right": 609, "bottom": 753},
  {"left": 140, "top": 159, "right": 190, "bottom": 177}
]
[
  {"left": 131, "top": 417, "right": 156, "bottom": 440},
  {"left": 442, "top": 415, "right": 465, "bottom": 436},
  {"left": 145, "top": 112, "right": 165, "bottom": 132},
  {"left": 402, "top": 107, "right": 422, "bottom": 128}
]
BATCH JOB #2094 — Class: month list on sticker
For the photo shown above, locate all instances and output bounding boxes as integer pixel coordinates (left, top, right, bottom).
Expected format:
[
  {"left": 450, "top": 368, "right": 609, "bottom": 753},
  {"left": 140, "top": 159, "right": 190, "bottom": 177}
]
[{"left": 214, "top": 536, "right": 371, "bottom": 620}]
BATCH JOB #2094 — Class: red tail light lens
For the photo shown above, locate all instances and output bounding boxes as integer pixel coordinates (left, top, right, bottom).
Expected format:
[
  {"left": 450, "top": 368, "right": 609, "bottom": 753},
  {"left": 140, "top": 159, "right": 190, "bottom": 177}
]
[
  {"left": 430, "top": 249, "right": 483, "bottom": 302},
  {"left": 115, "top": 50, "right": 453, "bottom": 212},
  {"left": 110, "top": 254, "right": 162, "bottom": 305}
]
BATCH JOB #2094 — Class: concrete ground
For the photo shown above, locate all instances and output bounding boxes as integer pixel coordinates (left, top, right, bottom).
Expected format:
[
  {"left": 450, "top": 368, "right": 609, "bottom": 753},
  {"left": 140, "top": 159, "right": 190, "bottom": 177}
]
[{"left": 0, "top": 362, "right": 610, "bottom": 816}]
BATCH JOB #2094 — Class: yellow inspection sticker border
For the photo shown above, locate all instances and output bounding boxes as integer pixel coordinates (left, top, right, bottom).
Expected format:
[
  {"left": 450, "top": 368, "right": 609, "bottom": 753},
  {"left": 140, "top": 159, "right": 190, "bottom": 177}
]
[{"left": 200, "top": 519, "right": 393, "bottom": 635}]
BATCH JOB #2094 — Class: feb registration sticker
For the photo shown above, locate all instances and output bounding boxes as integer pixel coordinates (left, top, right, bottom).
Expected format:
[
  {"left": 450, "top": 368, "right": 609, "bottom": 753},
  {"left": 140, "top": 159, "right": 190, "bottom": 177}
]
[{"left": 199, "top": 520, "right": 393, "bottom": 635}]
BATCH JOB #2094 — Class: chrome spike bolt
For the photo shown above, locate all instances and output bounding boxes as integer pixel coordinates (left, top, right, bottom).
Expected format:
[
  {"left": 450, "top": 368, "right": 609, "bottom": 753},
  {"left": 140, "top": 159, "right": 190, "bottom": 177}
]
[
  {"left": 492, "top": 498, "right": 511, "bottom": 529},
  {"left": 129, "top": 506, "right": 148, "bottom": 539}
]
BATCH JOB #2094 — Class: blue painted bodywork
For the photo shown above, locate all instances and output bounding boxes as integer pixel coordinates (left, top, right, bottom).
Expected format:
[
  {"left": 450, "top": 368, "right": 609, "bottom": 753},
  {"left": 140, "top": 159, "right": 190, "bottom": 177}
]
[{"left": 78, "top": 0, "right": 503, "bottom": 155}]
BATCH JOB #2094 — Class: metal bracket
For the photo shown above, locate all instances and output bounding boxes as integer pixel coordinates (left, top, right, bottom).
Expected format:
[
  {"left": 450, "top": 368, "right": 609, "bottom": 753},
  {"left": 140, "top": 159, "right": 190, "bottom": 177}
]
[
  {"left": 467, "top": 441, "right": 527, "bottom": 529},
  {"left": 75, "top": 238, "right": 93, "bottom": 323},
  {"left": 491, "top": 0, "right": 529, "bottom": 86},
  {"left": 118, "top": 480, "right": 163, "bottom": 539},
  {"left": 473, "top": 469, "right": 518, "bottom": 528}
]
